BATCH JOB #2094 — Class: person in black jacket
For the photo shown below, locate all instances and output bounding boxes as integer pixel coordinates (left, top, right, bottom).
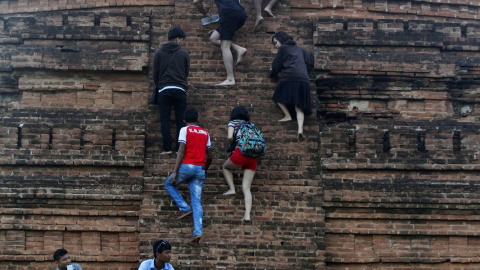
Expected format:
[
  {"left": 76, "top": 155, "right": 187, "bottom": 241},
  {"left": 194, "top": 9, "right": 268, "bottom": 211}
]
[
  {"left": 269, "top": 32, "right": 314, "bottom": 138},
  {"left": 152, "top": 27, "right": 190, "bottom": 155}
]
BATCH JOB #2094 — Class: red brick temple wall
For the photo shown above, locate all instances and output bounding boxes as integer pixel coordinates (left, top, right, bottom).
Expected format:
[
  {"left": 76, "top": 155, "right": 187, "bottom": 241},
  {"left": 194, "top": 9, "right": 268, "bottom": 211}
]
[{"left": 0, "top": 0, "right": 479, "bottom": 269}]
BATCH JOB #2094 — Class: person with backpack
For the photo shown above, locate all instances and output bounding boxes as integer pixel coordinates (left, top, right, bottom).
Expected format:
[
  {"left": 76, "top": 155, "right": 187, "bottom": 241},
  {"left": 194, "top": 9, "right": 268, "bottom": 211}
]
[
  {"left": 222, "top": 106, "right": 265, "bottom": 222},
  {"left": 269, "top": 31, "right": 314, "bottom": 138}
]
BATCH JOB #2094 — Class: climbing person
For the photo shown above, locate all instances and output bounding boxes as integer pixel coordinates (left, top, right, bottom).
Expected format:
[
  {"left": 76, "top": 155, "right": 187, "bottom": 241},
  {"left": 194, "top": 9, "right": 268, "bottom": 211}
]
[
  {"left": 164, "top": 108, "right": 213, "bottom": 243},
  {"left": 269, "top": 31, "right": 314, "bottom": 138},
  {"left": 193, "top": 0, "right": 248, "bottom": 85},
  {"left": 152, "top": 27, "right": 190, "bottom": 155},
  {"left": 222, "top": 106, "right": 265, "bottom": 223}
]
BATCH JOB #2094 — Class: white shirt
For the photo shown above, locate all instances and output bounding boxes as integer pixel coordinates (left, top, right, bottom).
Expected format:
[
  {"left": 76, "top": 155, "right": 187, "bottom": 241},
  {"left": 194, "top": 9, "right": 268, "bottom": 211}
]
[{"left": 138, "top": 259, "right": 174, "bottom": 270}]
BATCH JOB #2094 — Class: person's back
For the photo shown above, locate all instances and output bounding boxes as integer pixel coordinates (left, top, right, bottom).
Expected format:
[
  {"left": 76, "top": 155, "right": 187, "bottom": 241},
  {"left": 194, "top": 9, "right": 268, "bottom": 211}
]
[
  {"left": 151, "top": 27, "right": 190, "bottom": 155},
  {"left": 222, "top": 106, "right": 260, "bottom": 222},
  {"left": 164, "top": 108, "right": 213, "bottom": 243},
  {"left": 181, "top": 125, "right": 210, "bottom": 166},
  {"left": 153, "top": 41, "right": 190, "bottom": 91}
]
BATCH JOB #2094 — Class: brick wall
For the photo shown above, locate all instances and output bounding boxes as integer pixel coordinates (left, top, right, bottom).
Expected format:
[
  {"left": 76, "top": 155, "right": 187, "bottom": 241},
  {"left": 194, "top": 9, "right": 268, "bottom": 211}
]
[
  {"left": 315, "top": 2, "right": 480, "bottom": 269},
  {"left": 0, "top": 0, "right": 479, "bottom": 269}
]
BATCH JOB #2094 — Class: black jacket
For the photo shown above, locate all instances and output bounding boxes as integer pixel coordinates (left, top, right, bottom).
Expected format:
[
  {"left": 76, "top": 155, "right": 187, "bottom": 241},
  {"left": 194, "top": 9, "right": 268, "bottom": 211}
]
[
  {"left": 153, "top": 41, "right": 190, "bottom": 91},
  {"left": 269, "top": 40, "right": 314, "bottom": 83}
]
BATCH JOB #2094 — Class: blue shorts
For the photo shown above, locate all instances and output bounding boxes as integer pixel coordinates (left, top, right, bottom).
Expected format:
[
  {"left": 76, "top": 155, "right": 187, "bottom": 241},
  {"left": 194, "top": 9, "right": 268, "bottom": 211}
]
[{"left": 216, "top": 10, "right": 247, "bottom": 40}]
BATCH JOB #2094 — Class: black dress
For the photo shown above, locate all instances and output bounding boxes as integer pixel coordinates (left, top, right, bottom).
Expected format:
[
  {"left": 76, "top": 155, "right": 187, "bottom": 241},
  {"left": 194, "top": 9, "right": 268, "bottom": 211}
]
[
  {"left": 272, "top": 81, "right": 312, "bottom": 116},
  {"left": 269, "top": 40, "right": 314, "bottom": 116}
]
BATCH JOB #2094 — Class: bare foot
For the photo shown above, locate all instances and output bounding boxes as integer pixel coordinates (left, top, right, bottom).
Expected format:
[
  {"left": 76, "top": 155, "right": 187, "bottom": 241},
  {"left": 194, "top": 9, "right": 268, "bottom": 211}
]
[
  {"left": 241, "top": 217, "right": 252, "bottom": 223},
  {"left": 223, "top": 190, "right": 236, "bottom": 196},
  {"left": 298, "top": 128, "right": 304, "bottom": 139},
  {"left": 216, "top": 79, "right": 235, "bottom": 86},
  {"left": 235, "top": 48, "right": 247, "bottom": 66},
  {"left": 254, "top": 16, "right": 264, "bottom": 29},
  {"left": 278, "top": 117, "right": 292, "bottom": 122},
  {"left": 264, "top": 7, "right": 275, "bottom": 17}
]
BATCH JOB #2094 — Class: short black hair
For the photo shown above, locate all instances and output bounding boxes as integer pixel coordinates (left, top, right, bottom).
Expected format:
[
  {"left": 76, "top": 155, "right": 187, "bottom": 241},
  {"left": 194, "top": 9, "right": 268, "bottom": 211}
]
[
  {"left": 153, "top": 240, "right": 172, "bottom": 258},
  {"left": 272, "top": 31, "right": 293, "bottom": 46},
  {"left": 53, "top": 249, "right": 68, "bottom": 261},
  {"left": 230, "top": 106, "right": 250, "bottom": 121},
  {"left": 184, "top": 108, "right": 199, "bottom": 123},
  {"left": 168, "top": 27, "right": 186, "bottom": 41}
]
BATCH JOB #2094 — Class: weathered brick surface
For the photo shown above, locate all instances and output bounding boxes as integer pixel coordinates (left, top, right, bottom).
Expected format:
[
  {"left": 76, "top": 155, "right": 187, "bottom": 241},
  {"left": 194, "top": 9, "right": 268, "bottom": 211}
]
[
  {"left": 1, "top": 0, "right": 480, "bottom": 269},
  {"left": 314, "top": 0, "right": 480, "bottom": 268}
]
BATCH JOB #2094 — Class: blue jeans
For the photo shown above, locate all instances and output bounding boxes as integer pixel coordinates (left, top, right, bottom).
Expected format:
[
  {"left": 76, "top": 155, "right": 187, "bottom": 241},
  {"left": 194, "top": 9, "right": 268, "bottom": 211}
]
[{"left": 165, "top": 164, "right": 205, "bottom": 236}]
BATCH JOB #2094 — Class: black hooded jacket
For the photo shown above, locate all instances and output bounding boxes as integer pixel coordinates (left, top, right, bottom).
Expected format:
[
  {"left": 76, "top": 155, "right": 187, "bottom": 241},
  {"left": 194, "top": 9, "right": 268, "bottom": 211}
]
[
  {"left": 269, "top": 40, "right": 314, "bottom": 83},
  {"left": 153, "top": 41, "right": 190, "bottom": 91}
]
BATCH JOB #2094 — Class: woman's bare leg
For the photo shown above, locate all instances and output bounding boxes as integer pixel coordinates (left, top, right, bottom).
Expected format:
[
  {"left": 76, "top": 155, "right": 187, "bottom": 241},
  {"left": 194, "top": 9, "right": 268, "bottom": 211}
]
[
  {"left": 242, "top": 169, "right": 256, "bottom": 220},
  {"left": 295, "top": 105, "right": 305, "bottom": 136},
  {"left": 223, "top": 159, "right": 240, "bottom": 195},
  {"left": 277, "top": 103, "right": 292, "bottom": 121}
]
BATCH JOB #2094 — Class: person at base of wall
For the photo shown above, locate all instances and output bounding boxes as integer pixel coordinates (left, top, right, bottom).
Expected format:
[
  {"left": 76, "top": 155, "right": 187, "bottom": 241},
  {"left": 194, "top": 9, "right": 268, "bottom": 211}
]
[
  {"left": 138, "top": 240, "right": 174, "bottom": 270},
  {"left": 53, "top": 249, "right": 82, "bottom": 270}
]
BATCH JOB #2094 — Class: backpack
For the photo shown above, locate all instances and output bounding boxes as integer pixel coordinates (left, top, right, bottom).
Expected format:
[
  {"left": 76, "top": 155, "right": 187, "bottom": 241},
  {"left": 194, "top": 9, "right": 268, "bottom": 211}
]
[{"left": 234, "top": 122, "right": 266, "bottom": 158}]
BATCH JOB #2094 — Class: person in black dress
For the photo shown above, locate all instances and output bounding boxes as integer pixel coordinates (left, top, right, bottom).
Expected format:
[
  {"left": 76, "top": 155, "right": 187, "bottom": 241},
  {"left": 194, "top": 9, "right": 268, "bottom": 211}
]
[{"left": 269, "top": 32, "right": 314, "bottom": 138}]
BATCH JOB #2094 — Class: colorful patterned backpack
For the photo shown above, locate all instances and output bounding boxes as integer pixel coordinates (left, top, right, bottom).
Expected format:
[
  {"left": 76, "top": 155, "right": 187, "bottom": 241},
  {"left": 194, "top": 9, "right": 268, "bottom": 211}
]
[{"left": 235, "top": 122, "right": 266, "bottom": 158}]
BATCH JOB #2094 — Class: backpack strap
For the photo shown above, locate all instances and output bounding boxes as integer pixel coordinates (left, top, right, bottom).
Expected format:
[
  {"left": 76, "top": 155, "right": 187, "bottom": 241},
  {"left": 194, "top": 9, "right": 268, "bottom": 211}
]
[
  {"left": 233, "top": 121, "right": 250, "bottom": 139},
  {"left": 231, "top": 121, "right": 249, "bottom": 148}
]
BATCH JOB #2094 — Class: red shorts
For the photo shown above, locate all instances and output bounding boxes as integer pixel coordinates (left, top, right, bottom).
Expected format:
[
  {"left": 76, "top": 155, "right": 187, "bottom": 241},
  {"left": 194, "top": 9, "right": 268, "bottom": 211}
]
[{"left": 229, "top": 148, "right": 258, "bottom": 171}]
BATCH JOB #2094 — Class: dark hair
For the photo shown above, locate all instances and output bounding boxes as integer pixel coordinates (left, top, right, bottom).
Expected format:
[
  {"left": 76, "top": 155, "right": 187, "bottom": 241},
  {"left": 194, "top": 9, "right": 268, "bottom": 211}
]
[
  {"left": 153, "top": 240, "right": 172, "bottom": 258},
  {"left": 184, "top": 108, "right": 199, "bottom": 123},
  {"left": 53, "top": 249, "right": 68, "bottom": 261},
  {"left": 168, "top": 27, "right": 186, "bottom": 41},
  {"left": 272, "top": 31, "right": 293, "bottom": 46},
  {"left": 230, "top": 106, "right": 250, "bottom": 121}
]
